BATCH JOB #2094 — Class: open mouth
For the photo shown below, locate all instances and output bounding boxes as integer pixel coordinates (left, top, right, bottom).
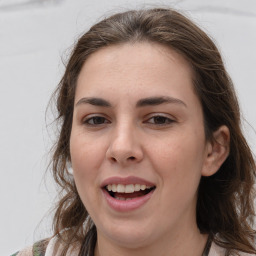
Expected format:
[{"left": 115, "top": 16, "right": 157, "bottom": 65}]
[{"left": 104, "top": 184, "right": 156, "bottom": 201}]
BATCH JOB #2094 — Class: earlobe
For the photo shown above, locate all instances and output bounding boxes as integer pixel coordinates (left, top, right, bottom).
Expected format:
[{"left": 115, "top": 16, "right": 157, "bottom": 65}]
[
  {"left": 201, "top": 125, "right": 230, "bottom": 177},
  {"left": 66, "top": 161, "right": 74, "bottom": 175}
]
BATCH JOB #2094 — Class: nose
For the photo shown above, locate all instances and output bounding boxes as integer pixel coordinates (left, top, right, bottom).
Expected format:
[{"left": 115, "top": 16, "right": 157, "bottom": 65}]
[{"left": 106, "top": 123, "right": 143, "bottom": 165}]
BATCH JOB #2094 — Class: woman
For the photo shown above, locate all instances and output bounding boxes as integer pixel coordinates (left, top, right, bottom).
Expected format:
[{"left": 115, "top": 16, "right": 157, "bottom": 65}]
[{"left": 13, "top": 7, "right": 256, "bottom": 256}]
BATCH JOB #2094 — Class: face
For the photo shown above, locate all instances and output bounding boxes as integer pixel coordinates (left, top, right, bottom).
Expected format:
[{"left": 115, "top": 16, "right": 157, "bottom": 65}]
[{"left": 70, "top": 42, "right": 211, "bottom": 249}]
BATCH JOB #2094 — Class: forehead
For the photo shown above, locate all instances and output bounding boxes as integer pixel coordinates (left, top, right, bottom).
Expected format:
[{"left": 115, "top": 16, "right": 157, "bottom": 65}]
[{"left": 75, "top": 42, "right": 196, "bottom": 103}]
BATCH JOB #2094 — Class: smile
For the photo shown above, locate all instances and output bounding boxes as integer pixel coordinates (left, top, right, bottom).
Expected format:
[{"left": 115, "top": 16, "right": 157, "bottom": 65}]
[
  {"left": 101, "top": 177, "right": 156, "bottom": 212},
  {"left": 105, "top": 184, "right": 155, "bottom": 200}
]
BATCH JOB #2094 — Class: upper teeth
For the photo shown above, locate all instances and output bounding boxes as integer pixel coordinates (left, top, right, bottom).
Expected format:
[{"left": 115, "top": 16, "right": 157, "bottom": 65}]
[{"left": 106, "top": 184, "right": 153, "bottom": 193}]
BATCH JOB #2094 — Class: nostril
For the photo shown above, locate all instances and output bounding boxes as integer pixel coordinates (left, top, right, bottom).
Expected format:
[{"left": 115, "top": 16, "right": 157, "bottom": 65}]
[
  {"left": 111, "top": 157, "right": 117, "bottom": 162},
  {"left": 108, "top": 154, "right": 138, "bottom": 164}
]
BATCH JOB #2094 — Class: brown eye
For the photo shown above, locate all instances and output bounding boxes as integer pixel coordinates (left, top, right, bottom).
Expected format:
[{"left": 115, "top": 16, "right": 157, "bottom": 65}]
[
  {"left": 84, "top": 116, "right": 109, "bottom": 125},
  {"left": 147, "top": 115, "right": 174, "bottom": 125}
]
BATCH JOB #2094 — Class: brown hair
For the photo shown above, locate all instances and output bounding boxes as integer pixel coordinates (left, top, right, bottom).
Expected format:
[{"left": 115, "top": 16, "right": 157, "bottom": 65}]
[{"left": 50, "top": 8, "right": 256, "bottom": 255}]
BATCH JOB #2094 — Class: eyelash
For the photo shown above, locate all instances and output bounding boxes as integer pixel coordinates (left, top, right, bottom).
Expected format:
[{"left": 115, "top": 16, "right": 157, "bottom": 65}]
[
  {"left": 82, "top": 114, "right": 175, "bottom": 127},
  {"left": 146, "top": 115, "right": 175, "bottom": 126},
  {"left": 83, "top": 116, "right": 110, "bottom": 126}
]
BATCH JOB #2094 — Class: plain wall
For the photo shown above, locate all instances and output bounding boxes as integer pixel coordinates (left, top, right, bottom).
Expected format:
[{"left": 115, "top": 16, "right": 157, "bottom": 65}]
[{"left": 1, "top": 0, "right": 256, "bottom": 254}]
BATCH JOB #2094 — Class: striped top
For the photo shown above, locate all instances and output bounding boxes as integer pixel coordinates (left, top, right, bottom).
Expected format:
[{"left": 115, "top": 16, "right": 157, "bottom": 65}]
[{"left": 11, "top": 236, "right": 253, "bottom": 256}]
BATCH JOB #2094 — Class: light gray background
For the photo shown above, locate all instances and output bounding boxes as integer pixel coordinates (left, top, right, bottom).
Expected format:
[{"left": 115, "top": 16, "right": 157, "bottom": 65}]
[{"left": 1, "top": 0, "right": 256, "bottom": 255}]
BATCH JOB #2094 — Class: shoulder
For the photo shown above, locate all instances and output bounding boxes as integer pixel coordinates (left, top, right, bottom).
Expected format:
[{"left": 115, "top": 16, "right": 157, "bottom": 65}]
[
  {"left": 12, "top": 236, "right": 80, "bottom": 256},
  {"left": 209, "top": 241, "right": 255, "bottom": 256},
  {"left": 209, "top": 241, "right": 226, "bottom": 256},
  {"left": 45, "top": 235, "right": 80, "bottom": 256},
  {"left": 11, "top": 239, "right": 50, "bottom": 256}
]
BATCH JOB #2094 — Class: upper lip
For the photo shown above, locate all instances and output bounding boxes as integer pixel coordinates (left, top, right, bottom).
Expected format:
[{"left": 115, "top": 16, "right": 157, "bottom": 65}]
[{"left": 101, "top": 176, "right": 156, "bottom": 188}]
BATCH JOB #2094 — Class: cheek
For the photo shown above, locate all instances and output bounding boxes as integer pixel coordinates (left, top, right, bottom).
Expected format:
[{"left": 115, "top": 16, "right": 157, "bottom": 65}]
[
  {"left": 150, "top": 129, "right": 206, "bottom": 185},
  {"left": 152, "top": 133, "right": 205, "bottom": 216},
  {"left": 70, "top": 134, "right": 101, "bottom": 198},
  {"left": 70, "top": 130, "right": 105, "bottom": 173},
  {"left": 69, "top": 132, "right": 102, "bottom": 209}
]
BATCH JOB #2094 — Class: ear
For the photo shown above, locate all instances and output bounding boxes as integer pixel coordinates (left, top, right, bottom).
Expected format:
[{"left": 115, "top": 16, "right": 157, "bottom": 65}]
[
  {"left": 66, "top": 161, "right": 74, "bottom": 175},
  {"left": 201, "top": 125, "right": 230, "bottom": 177}
]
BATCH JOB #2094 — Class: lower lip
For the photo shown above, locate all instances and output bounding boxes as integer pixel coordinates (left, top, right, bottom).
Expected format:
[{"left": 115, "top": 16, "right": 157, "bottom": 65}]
[{"left": 102, "top": 189, "right": 154, "bottom": 212}]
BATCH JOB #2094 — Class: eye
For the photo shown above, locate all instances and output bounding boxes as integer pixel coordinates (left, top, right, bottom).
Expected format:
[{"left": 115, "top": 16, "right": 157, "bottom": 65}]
[
  {"left": 83, "top": 116, "right": 110, "bottom": 126},
  {"left": 146, "top": 115, "right": 175, "bottom": 125}
]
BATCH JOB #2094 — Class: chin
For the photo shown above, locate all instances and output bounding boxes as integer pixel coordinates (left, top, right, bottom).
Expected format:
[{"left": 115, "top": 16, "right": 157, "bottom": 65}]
[
  {"left": 98, "top": 221, "right": 155, "bottom": 249},
  {"left": 111, "top": 233, "right": 152, "bottom": 249}
]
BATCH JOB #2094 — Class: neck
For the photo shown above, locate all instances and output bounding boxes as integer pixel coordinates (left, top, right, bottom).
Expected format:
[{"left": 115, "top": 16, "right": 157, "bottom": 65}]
[{"left": 94, "top": 226, "right": 208, "bottom": 256}]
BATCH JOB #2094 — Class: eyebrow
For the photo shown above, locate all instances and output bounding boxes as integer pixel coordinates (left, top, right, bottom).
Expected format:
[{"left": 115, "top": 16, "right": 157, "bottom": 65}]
[
  {"left": 75, "top": 96, "right": 187, "bottom": 108},
  {"left": 136, "top": 96, "right": 187, "bottom": 108},
  {"left": 76, "top": 97, "right": 111, "bottom": 107}
]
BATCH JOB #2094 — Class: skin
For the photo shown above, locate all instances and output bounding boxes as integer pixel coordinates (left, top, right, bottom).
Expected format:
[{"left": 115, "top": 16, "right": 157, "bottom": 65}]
[{"left": 70, "top": 42, "right": 230, "bottom": 256}]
